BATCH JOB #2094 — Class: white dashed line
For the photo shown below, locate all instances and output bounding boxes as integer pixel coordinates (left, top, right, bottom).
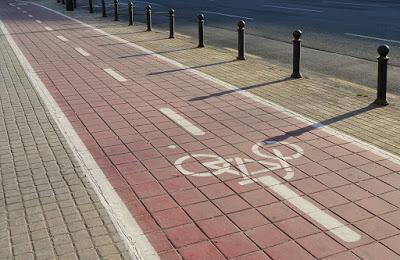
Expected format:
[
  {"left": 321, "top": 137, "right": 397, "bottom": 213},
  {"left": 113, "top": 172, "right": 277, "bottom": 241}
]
[
  {"left": 44, "top": 26, "right": 53, "bottom": 31},
  {"left": 28, "top": 14, "right": 33, "bottom": 18},
  {"left": 35, "top": 19, "right": 42, "bottom": 24},
  {"left": 200, "top": 10, "right": 254, "bottom": 20},
  {"left": 258, "top": 175, "right": 361, "bottom": 242},
  {"left": 263, "top": 4, "right": 323, "bottom": 13},
  {"left": 160, "top": 108, "right": 205, "bottom": 136},
  {"left": 56, "top": 35, "right": 68, "bottom": 42},
  {"left": 22, "top": 10, "right": 27, "bottom": 13},
  {"left": 345, "top": 33, "right": 400, "bottom": 44},
  {"left": 104, "top": 68, "right": 127, "bottom": 82},
  {"left": 16, "top": 7, "right": 20, "bottom": 10},
  {"left": 75, "top": 47, "right": 91, "bottom": 57}
]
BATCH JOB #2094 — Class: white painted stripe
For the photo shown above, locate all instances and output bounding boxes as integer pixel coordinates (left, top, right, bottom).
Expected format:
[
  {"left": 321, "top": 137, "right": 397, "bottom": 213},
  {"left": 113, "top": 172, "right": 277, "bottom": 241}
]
[
  {"left": 259, "top": 176, "right": 361, "bottom": 242},
  {"left": 44, "top": 26, "right": 53, "bottom": 31},
  {"left": 200, "top": 10, "right": 254, "bottom": 20},
  {"left": 160, "top": 108, "right": 205, "bottom": 136},
  {"left": 56, "top": 35, "right": 68, "bottom": 42},
  {"left": 263, "top": 4, "right": 323, "bottom": 13},
  {"left": 22, "top": 10, "right": 27, "bottom": 13},
  {"left": 28, "top": 14, "right": 33, "bottom": 18},
  {"left": 324, "top": 1, "right": 386, "bottom": 7},
  {"left": 104, "top": 68, "right": 127, "bottom": 82},
  {"left": 75, "top": 47, "right": 91, "bottom": 57},
  {"left": 345, "top": 33, "right": 400, "bottom": 44},
  {"left": 16, "top": 7, "right": 20, "bottom": 9},
  {"left": 0, "top": 15, "right": 150, "bottom": 260},
  {"left": 35, "top": 19, "right": 42, "bottom": 24}
]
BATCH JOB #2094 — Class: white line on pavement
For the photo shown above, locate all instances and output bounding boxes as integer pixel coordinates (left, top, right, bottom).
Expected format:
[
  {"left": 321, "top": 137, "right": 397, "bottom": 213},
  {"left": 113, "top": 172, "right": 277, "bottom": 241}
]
[
  {"left": 200, "top": 10, "right": 254, "bottom": 20},
  {"left": 28, "top": 14, "right": 33, "bottom": 18},
  {"left": 16, "top": 7, "right": 20, "bottom": 9},
  {"left": 104, "top": 68, "right": 127, "bottom": 82},
  {"left": 44, "top": 26, "right": 53, "bottom": 31},
  {"left": 0, "top": 13, "right": 155, "bottom": 260},
  {"left": 345, "top": 33, "right": 400, "bottom": 44},
  {"left": 35, "top": 19, "right": 42, "bottom": 24},
  {"left": 75, "top": 47, "right": 91, "bottom": 57},
  {"left": 324, "top": 1, "right": 386, "bottom": 7},
  {"left": 263, "top": 4, "right": 323, "bottom": 13},
  {"left": 22, "top": 10, "right": 27, "bottom": 13},
  {"left": 56, "top": 35, "right": 68, "bottom": 42},
  {"left": 258, "top": 176, "right": 361, "bottom": 242},
  {"left": 160, "top": 108, "right": 205, "bottom": 136}
]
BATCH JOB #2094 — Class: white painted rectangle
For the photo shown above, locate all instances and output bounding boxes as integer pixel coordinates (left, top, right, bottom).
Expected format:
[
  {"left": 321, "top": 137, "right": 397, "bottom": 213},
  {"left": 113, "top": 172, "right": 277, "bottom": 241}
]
[
  {"left": 160, "top": 108, "right": 205, "bottom": 136},
  {"left": 35, "top": 19, "right": 42, "bottom": 24},
  {"left": 57, "top": 35, "right": 68, "bottom": 42},
  {"left": 104, "top": 68, "right": 127, "bottom": 82},
  {"left": 44, "top": 26, "right": 53, "bottom": 31},
  {"left": 28, "top": 14, "right": 33, "bottom": 18},
  {"left": 75, "top": 47, "right": 90, "bottom": 57}
]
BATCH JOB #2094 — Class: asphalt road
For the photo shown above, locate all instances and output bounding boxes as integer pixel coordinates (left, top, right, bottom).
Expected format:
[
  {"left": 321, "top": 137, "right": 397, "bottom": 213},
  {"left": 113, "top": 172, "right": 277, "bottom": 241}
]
[{"left": 93, "top": 0, "right": 400, "bottom": 94}]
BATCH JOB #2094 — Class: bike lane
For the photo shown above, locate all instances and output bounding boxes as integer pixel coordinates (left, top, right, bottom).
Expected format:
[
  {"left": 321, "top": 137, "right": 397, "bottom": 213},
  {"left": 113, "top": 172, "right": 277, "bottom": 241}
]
[{"left": 2, "top": 1, "right": 400, "bottom": 259}]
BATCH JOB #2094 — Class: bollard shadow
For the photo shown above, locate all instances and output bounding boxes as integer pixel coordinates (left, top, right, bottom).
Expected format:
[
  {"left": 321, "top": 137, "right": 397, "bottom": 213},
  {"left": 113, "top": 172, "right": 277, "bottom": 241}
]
[
  {"left": 148, "top": 60, "right": 236, "bottom": 76},
  {"left": 189, "top": 78, "right": 292, "bottom": 102},
  {"left": 118, "top": 47, "right": 197, "bottom": 58},
  {"left": 263, "top": 103, "right": 379, "bottom": 143}
]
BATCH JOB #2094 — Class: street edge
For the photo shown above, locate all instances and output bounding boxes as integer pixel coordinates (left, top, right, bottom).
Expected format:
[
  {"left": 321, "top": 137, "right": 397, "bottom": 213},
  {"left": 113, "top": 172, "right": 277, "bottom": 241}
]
[{"left": 0, "top": 6, "right": 159, "bottom": 260}]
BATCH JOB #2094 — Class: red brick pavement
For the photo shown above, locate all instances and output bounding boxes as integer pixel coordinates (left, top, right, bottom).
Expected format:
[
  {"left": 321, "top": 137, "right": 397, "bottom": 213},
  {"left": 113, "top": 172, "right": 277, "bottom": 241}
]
[{"left": 3, "top": 2, "right": 400, "bottom": 259}]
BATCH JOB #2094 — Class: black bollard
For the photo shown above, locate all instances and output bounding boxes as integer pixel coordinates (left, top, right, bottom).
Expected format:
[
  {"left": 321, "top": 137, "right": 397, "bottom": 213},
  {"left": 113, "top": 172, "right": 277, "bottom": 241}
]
[
  {"left": 73, "top": 0, "right": 77, "bottom": 8},
  {"left": 169, "top": 9, "right": 175, "bottom": 39},
  {"left": 146, "top": 5, "right": 152, "bottom": 31},
  {"left": 128, "top": 1, "right": 134, "bottom": 25},
  {"left": 237, "top": 20, "right": 245, "bottom": 60},
  {"left": 114, "top": 0, "right": 119, "bottom": 21},
  {"left": 62, "top": 0, "right": 65, "bottom": 4},
  {"left": 66, "top": 0, "right": 73, "bottom": 10},
  {"left": 374, "top": 45, "right": 390, "bottom": 106},
  {"left": 198, "top": 14, "right": 205, "bottom": 48},
  {"left": 57, "top": 0, "right": 60, "bottom": 3},
  {"left": 102, "top": 0, "right": 107, "bottom": 17},
  {"left": 291, "top": 30, "right": 302, "bottom": 79},
  {"left": 88, "top": 0, "right": 93, "bottom": 13}
]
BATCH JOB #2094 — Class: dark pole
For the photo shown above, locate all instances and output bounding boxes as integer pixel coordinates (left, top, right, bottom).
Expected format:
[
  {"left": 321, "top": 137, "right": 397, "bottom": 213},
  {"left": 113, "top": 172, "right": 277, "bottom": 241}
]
[
  {"left": 198, "top": 14, "right": 205, "bottom": 48},
  {"left": 57, "top": 0, "right": 60, "bottom": 3},
  {"left": 114, "top": 0, "right": 119, "bottom": 21},
  {"left": 88, "top": 0, "right": 93, "bottom": 13},
  {"left": 291, "top": 30, "right": 302, "bottom": 79},
  {"left": 102, "top": 0, "right": 107, "bottom": 17},
  {"left": 128, "top": 1, "right": 133, "bottom": 25},
  {"left": 374, "top": 45, "right": 390, "bottom": 106},
  {"left": 237, "top": 20, "right": 245, "bottom": 60},
  {"left": 169, "top": 9, "right": 175, "bottom": 39},
  {"left": 66, "top": 0, "right": 73, "bottom": 10},
  {"left": 146, "top": 5, "right": 152, "bottom": 31},
  {"left": 73, "top": 0, "right": 77, "bottom": 8},
  {"left": 62, "top": 0, "right": 65, "bottom": 4}
]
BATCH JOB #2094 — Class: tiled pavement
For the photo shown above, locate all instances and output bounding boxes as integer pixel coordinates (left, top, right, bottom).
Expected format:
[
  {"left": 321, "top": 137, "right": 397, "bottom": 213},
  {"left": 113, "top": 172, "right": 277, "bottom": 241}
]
[
  {"left": 3, "top": 1, "right": 400, "bottom": 259},
  {"left": 0, "top": 8, "right": 129, "bottom": 260}
]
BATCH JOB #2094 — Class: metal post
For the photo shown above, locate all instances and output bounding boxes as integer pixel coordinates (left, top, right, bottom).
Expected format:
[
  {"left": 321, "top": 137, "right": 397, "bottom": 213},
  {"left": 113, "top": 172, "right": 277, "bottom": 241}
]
[
  {"left": 128, "top": 1, "right": 134, "bottom": 25},
  {"left": 169, "top": 9, "right": 175, "bottom": 39},
  {"left": 101, "top": 0, "right": 107, "bottom": 17},
  {"left": 88, "top": 0, "right": 93, "bottom": 13},
  {"left": 114, "top": 0, "right": 119, "bottom": 21},
  {"left": 291, "top": 30, "right": 302, "bottom": 79},
  {"left": 198, "top": 14, "right": 205, "bottom": 48},
  {"left": 146, "top": 5, "right": 152, "bottom": 31},
  {"left": 62, "top": 0, "right": 65, "bottom": 4},
  {"left": 237, "top": 20, "right": 245, "bottom": 60},
  {"left": 66, "top": 0, "right": 73, "bottom": 10},
  {"left": 73, "top": 0, "right": 77, "bottom": 8},
  {"left": 374, "top": 45, "right": 390, "bottom": 106},
  {"left": 57, "top": 0, "right": 60, "bottom": 3}
]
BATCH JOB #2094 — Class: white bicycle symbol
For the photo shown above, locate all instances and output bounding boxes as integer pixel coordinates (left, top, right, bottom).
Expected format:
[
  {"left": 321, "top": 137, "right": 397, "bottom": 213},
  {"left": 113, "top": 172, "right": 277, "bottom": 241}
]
[{"left": 175, "top": 141, "right": 304, "bottom": 182}]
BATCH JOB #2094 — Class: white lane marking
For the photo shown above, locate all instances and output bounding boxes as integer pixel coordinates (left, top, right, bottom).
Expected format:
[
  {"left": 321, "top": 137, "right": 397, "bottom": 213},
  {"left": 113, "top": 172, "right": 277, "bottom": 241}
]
[
  {"left": 0, "top": 15, "right": 156, "bottom": 260},
  {"left": 200, "top": 10, "right": 254, "bottom": 20},
  {"left": 16, "top": 7, "right": 20, "bottom": 9},
  {"left": 132, "top": 0, "right": 161, "bottom": 6},
  {"left": 22, "top": 10, "right": 27, "bottom": 13},
  {"left": 104, "top": 68, "right": 127, "bottom": 82},
  {"left": 258, "top": 175, "right": 361, "bottom": 242},
  {"left": 44, "top": 26, "right": 53, "bottom": 31},
  {"left": 263, "top": 4, "right": 323, "bottom": 13},
  {"left": 28, "top": 14, "right": 33, "bottom": 18},
  {"left": 56, "top": 35, "right": 68, "bottom": 42},
  {"left": 35, "top": 19, "right": 42, "bottom": 24},
  {"left": 345, "top": 33, "right": 400, "bottom": 44},
  {"left": 160, "top": 108, "right": 205, "bottom": 136},
  {"left": 75, "top": 47, "right": 91, "bottom": 57},
  {"left": 33, "top": 2, "right": 400, "bottom": 245}
]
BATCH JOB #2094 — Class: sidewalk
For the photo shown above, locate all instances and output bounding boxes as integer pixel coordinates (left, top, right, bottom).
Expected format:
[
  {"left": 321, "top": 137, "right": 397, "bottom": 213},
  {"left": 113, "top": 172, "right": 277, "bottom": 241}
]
[
  {"left": 2, "top": 0, "right": 400, "bottom": 259},
  {"left": 0, "top": 10, "right": 129, "bottom": 260}
]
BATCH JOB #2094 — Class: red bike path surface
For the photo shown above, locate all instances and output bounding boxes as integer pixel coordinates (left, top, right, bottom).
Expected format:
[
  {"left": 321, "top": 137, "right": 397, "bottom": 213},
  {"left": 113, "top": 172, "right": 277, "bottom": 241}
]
[{"left": 3, "top": 1, "right": 400, "bottom": 259}]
